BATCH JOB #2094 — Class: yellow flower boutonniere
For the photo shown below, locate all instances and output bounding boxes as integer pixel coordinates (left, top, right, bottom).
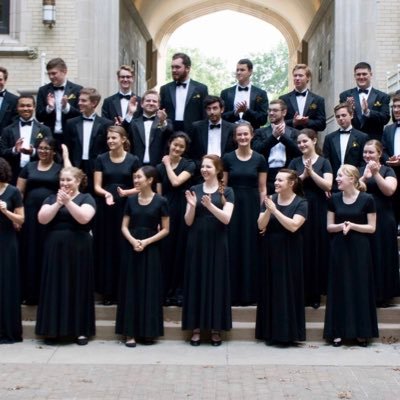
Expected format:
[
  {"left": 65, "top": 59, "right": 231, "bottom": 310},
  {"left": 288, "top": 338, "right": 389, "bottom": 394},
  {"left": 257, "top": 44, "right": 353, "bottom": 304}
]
[
  {"left": 309, "top": 103, "right": 317, "bottom": 110},
  {"left": 373, "top": 101, "right": 382, "bottom": 107},
  {"left": 256, "top": 95, "right": 263, "bottom": 103},
  {"left": 192, "top": 94, "right": 201, "bottom": 99},
  {"left": 67, "top": 93, "right": 76, "bottom": 100},
  {"left": 36, "top": 132, "right": 43, "bottom": 139},
  {"left": 352, "top": 141, "right": 359, "bottom": 148}
]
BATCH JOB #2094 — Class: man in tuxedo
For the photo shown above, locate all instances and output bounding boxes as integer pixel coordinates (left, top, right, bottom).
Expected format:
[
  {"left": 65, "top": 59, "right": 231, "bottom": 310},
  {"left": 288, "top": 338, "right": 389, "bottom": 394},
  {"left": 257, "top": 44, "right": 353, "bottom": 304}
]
[
  {"left": 382, "top": 94, "right": 400, "bottom": 222},
  {"left": 323, "top": 103, "right": 368, "bottom": 190},
  {"left": 160, "top": 52, "right": 208, "bottom": 132},
  {"left": 36, "top": 58, "right": 82, "bottom": 143},
  {"left": 189, "top": 95, "right": 235, "bottom": 181},
  {"left": 252, "top": 99, "right": 300, "bottom": 194},
  {"left": 0, "top": 95, "right": 52, "bottom": 183},
  {"left": 339, "top": 62, "right": 390, "bottom": 141},
  {"left": 220, "top": 58, "right": 268, "bottom": 129},
  {"left": 0, "top": 66, "right": 18, "bottom": 137},
  {"left": 279, "top": 64, "right": 326, "bottom": 132},
  {"left": 123, "top": 89, "right": 173, "bottom": 166},
  {"left": 64, "top": 88, "right": 113, "bottom": 192},
  {"left": 101, "top": 64, "right": 141, "bottom": 123}
]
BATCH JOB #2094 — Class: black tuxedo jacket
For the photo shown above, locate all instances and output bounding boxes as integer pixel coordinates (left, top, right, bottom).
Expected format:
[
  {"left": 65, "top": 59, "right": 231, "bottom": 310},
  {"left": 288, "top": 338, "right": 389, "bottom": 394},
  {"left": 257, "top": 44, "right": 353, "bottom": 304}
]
[
  {"left": 322, "top": 128, "right": 368, "bottom": 177},
  {"left": 252, "top": 125, "right": 301, "bottom": 166},
  {"left": 0, "top": 120, "right": 52, "bottom": 183},
  {"left": 220, "top": 84, "right": 268, "bottom": 129},
  {"left": 159, "top": 79, "right": 208, "bottom": 132},
  {"left": 36, "top": 80, "right": 83, "bottom": 135},
  {"left": 339, "top": 87, "right": 390, "bottom": 141},
  {"left": 101, "top": 93, "right": 142, "bottom": 121},
  {"left": 279, "top": 90, "right": 326, "bottom": 132},
  {"left": 64, "top": 115, "right": 112, "bottom": 174},
  {"left": 382, "top": 123, "right": 399, "bottom": 159},
  {"left": 0, "top": 90, "right": 18, "bottom": 137},
  {"left": 188, "top": 119, "right": 235, "bottom": 168},
  {"left": 123, "top": 116, "right": 173, "bottom": 166}
]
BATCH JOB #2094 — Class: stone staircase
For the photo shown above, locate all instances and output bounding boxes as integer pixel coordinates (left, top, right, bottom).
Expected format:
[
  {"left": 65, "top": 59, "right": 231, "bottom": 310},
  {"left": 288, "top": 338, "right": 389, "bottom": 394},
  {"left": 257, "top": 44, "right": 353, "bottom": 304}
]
[{"left": 21, "top": 298, "right": 400, "bottom": 342}]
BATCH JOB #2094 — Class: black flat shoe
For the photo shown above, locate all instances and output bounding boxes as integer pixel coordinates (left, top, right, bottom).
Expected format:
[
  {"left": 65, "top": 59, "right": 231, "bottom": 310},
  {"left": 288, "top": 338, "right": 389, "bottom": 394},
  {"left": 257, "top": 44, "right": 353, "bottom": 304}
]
[
  {"left": 311, "top": 302, "right": 320, "bottom": 309},
  {"left": 332, "top": 338, "right": 342, "bottom": 347},
  {"left": 211, "top": 339, "right": 222, "bottom": 347},
  {"left": 211, "top": 331, "right": 222, "bottom": 346},
  {"left": 142, "top": 338, "right": 155, "bottom": 345},
  {"left": 125, "top": 338, "right": 136, "bottom": 348},
  {"left": 76, "top": 336, "right": 88, "bottom": 346},
  {"left": 190, "top": 339, "right": 201, "bottom": 346}
]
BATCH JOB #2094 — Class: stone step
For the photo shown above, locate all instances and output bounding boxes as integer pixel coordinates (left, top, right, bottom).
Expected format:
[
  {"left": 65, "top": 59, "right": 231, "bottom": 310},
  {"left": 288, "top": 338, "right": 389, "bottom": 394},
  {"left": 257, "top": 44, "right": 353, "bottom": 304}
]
[{"left": 21, "top": 320, "right": 400, "bottom": 343}]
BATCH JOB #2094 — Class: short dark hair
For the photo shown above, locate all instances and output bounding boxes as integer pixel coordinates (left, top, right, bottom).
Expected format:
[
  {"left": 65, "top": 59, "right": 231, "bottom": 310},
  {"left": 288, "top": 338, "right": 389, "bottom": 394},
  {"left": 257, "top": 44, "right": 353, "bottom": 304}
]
[
  {"left": 17, "top": 95, "right": 36, "bottom": 106},
  {"left": 204, "top": 95, "right": 224, "bottom": 109},
  {"left": 354, "top": 62, "right": 372, "bottom": 72},
  {"left": 237, "top": 59, "right": 253, "bottom": 71},
  {"left": 46, "top": 57, "right": 67, "bottom": 71},
  {"left": 172, "top": 53, "right": 191, "bottom": 68},
  {"left": 140, "top": 165, "right": 158, "bottom": 184},
  {"left": 392, "top": 94, "right": 400, "bottom": 104},
  {"left": 334, "top": 102, "right": 354, "bottom": 116},
  {"left": 0, "top": 157, "right": 12, "bottom": 183},
  {"left": 0, "top": 66, "right": 8, "bottom": 80}
]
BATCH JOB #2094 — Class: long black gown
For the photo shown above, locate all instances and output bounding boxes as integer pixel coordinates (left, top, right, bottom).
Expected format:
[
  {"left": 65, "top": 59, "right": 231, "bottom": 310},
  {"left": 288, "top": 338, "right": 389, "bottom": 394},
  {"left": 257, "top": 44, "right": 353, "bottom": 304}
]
[
  {"left": 255, "top": 194, "right": 308, "bottom": 343},
  {"left": 323, "top": 192, "right": 379, "bottom": 340},
  {"left": 116, "top": 194, "right": 169, "bottom": 339},
  {"left": 156, "top": 158, "right": 195, "bottom": 301},
  {"left": 359, "top": 165, "right": 400, "bottom": 303},
  {"left": 35, "top": 193, "right": 96, "bottom": 338},
  {"left": 288, "top": 156, "right": 332, "bottom": 304},
  {"left": 93, "top": 152, "right": 140, "bottom": 302},
  {"left": 182, "top": 185, "right": 234, "bottom": 331},
  {"left": 222, "top": 150, "right": 267, "bottom": 306},
  {"left": 19, "top": 161, "right": 62, "bottom": 304},
  {"left": 0, "top": 185, "right": 23, "bottom": 342}
]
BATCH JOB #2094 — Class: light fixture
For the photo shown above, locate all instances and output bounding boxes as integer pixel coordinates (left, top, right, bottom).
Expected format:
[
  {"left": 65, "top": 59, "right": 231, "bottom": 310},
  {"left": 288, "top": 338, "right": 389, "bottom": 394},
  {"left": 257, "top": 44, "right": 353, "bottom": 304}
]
[{"left": 43, "top": 0, "right": 56, "bottom": 28}]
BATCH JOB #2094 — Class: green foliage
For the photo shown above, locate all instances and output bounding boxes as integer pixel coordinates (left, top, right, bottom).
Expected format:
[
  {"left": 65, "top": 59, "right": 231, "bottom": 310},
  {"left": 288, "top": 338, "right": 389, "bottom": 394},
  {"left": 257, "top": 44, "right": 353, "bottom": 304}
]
[
  {"left": 250, "top": 41, "right": 289, "bottom": 99},
  {"left": 165, "top": 47, "right": 234, "bottom": 95}
]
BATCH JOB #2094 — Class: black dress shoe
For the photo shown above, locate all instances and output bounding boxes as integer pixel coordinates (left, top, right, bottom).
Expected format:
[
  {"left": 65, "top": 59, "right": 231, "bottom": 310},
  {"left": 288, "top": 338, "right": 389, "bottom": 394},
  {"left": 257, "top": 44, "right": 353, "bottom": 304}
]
[
  {"left": 211, "top": 331, "right": 222, "bottom": 346},
  {"left": 175, "top": 295, "right": 183, "bottom": 307},
  {"left": 211, "top": 338, "right": 222, "bottom": 346},
  {"left": 311, "top": 302, "right": 320, "bottom": 309},
  {"left": 190, "top": 339, "right": 201, "bottom": 346},
  {"left": 76, "top": 336, "right": 88, "bottom": 346}
]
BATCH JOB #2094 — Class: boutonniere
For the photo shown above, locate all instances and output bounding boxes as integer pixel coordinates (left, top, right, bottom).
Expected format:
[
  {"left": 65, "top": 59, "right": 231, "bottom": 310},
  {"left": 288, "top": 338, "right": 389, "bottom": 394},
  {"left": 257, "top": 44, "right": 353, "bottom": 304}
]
[
  {"left": 255, "top": 95, "right": 263, "bottom": 103},
  {"left": 309, "top": 103, "right": 317, "bottom": 110},
  {"left": 36, "top": 132, "right": 43, "bottom": 139},
  {"left": 192, "top": 94, "right": 201, "bottom": 99},
  {"left": 352, "top": 141, "right": 359, "bottom": 148},
  {"left": 67, "top": 93, "right": 76, "bottom": 100},
  {"left": 373, "top": 101, "right": 382, "bottom": 107}
]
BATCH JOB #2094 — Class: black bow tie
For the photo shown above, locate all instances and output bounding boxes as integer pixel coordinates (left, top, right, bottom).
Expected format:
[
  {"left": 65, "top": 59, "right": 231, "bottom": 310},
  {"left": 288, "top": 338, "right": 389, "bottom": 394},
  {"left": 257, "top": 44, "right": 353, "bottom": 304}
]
[
  {"left": 358, "top": 88, "right": 369, "bottom": 95},
  {"left": 0, "top": 91, "right": 5, "bottom": 97},
  {"left": 143, "top": 116, "right": 156, "bottom": 122},
  {"left": 20, "top": 120, "right": 33, "bottom": 126},
  {"left": 119, "top": 93, "right": 131, "bottom": 100},
  {"left": 52, "top": 86, "right": 64, "bottom": 91},
  {"left": 176, "top": 82, "right": 187, "bottom": 88},
  {"left": 396, "top": 122, "right": 400, "bottom": 127},
  {"left": 238, "top": 86, "right": 249, "bottom": 92},
  {"left": 210, "top": 124, "right": 221, "bottom": 130},
  {"left": 340, "top": 130, "right": 351, "bottom": 134},
  {"left": 82, "top": 117, "right": 94, "bottom": 122},
  {"left": 295, "top": 91, "right": 307, "bottom": 97}
]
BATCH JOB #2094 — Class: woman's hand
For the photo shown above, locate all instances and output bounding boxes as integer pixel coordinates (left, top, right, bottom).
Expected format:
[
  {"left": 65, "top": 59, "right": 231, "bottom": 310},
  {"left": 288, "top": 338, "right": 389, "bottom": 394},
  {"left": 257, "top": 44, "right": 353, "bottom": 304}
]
[
  {"left": 201, "top": 194, "right": 212, "bottom": 209},
  {"left": 0, "top": 200, "right": 7, "bottom": 213},
  {"left": 362, "top": 164, "right": 372, "bottom": 180},
  {"left": 57, "top": 188, "right": 73, "bottom": 205},
  {"left": 368, "top": 160, "right": 380, "bottom": 176},
  {"left": 264, "top": 196, "right": 276, "bottom": 214},
  {"left": 343, "top": 221, "right": 351, "bottom": 235},
  {"left": 104, "top": 192, "right": 114, "bottom": 205},
  {"left": 185, "top": 190, "right": 197, "bottom": 207},
  {"left": 162, "top": 155, "right": 171, "bottom": 167},
  {"left": 303, "top": 158, "right": 313, "bottom": 176}
]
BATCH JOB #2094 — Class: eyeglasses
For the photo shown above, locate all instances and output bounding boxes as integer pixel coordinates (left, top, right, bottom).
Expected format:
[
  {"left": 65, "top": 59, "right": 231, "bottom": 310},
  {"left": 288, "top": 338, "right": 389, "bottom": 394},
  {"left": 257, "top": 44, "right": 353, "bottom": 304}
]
[
  {"left": 119, "top": 75, "right": 133, "bottom": 80},
  {"left": 38, "top": 147, "right": 52, "bottom": 152}
]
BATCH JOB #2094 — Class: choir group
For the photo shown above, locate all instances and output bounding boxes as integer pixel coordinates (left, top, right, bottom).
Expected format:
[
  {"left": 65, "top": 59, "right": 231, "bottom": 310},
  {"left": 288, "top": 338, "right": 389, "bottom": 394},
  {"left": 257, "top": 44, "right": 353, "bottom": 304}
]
[{"left": 0, "top": 54, "right": 399, "bottom": 349}]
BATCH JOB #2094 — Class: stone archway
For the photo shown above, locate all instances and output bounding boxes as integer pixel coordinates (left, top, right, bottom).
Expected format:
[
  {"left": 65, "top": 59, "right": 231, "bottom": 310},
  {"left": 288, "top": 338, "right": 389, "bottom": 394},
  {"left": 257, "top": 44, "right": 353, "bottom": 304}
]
[{"left": 154, "top": 1, "right": 300, "bottom": 84}]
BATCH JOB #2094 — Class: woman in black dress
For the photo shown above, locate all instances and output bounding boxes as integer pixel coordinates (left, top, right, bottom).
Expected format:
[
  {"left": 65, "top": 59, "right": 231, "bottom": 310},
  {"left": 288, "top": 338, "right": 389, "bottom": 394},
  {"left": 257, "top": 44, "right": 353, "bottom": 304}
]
[
  {"left": 0, "top": 158, "right": 24, "bottom": 343},
  {"left": 116, "top": 166, "right": 169, "bottom": 347},
  {"left": 324, "top": 164, "right": 378, "bottom": 347},
  {"left": 288, "top": 129, "right": 333, "bottom": 309},
  {"left": 156, "top": 132, "right": 195, "bottom": 307},
  {"left": 223, "top": 122, "right": 267, "bottom": 306},
  {"left": 36, "top": 167, "right": 96, "bottom": 345},
  {"left": 182, "top": 154, "right": 234, "bottom": 346},
  {"left": 360, "top": 140, "right": 399, "bottom": 307},
  {"left": 256, "top": 169, "right": 307, "bottom": 345},
  {"left": 17, "top": 138, "right": 70, "bottom": 305},
  {"left": 93, "top": 126, "right": 140, "bottom": 305}
]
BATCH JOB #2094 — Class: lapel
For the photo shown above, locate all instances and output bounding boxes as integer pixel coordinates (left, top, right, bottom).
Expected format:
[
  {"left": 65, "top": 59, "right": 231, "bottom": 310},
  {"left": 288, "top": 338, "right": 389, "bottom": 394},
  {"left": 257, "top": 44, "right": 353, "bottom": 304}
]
[
  {"left": 185, "top": 81, "right": 195, "bottom": 108},
  {"left": 135, "top": 117, "right": 146, "bottom": 145},
  {"left": 332, "top": 131, "right": 342, "bottom": 161},
  {"left": 201, "top": 121, "right": 209, "bottom": 152},
  {"left": 168, "top": 83, "right": 176, "bottom": 110},
  {"left": 12, "top": 123, "right": 20, "bottom": 142},
  {"left": 289, "top": 91, "right": 299, "bottom": 114},
  {"left": 303, "top": 92, "right": 314, "bottom": 115},
  {"left": 149, "top": 119, "right": 159, "bottom": 145},
  {"left": 351, "top": 88, "right": 363, "bottom": 123},
  {"left": 220, "top": 121, "right": 229, "bottom": 153},
  {"left": 112, "top": 94, "right": 123, "bottom": 117},
  {"left": 390, "top": 123, "right": 397, "bottom": 154},
  {"left": 249, "top": 86, "right": 257, "bottom": 108},
  {"left": 367, "top": 88, "right": 378, "bottom": 110},
  {"left": 30, "top": 121, "right": 42, "bottom": 145},
  {"left": 227, "top": 87, "right": 236, "bottom": 109},
  {"left": 77, "top": 117, "right": 84, "bottom": 147},
  {"left": 0, "top": 93, "right": 10, "bottom": 121},
  {"left": 89, "top": 116, "right": 101, "bottom": 148}
]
